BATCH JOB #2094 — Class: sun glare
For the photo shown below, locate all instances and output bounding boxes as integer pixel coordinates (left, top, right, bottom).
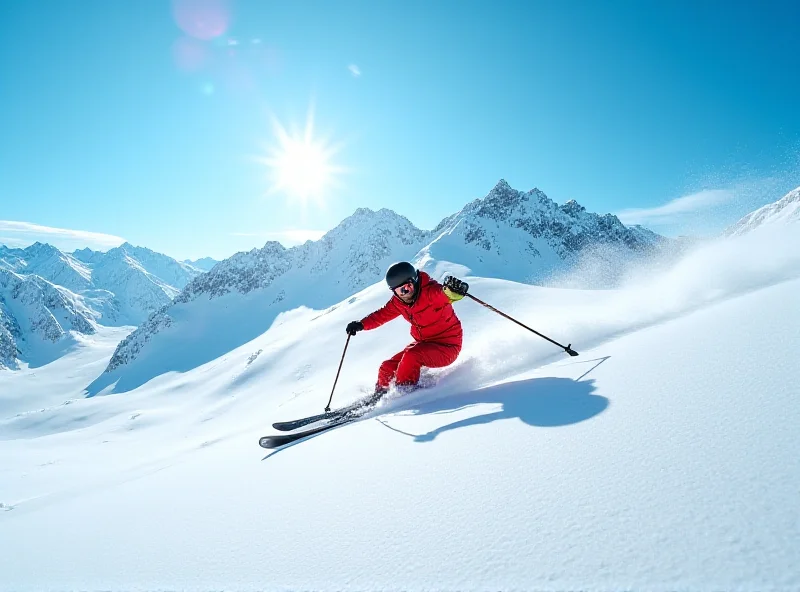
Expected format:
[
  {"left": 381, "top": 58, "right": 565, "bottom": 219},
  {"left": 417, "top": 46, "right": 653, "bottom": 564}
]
[{"left": 259, "top": 107, "right": 344, "bottom": 206}]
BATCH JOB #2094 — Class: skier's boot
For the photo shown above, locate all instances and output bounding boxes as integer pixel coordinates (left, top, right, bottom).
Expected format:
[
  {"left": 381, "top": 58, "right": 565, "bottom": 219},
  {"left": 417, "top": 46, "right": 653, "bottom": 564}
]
[
  {"left": 361, "top": 384, "right": 389, "bottom": 408},
  {"left": 394, "top": 381, "right": 421, "bottom": 397}
]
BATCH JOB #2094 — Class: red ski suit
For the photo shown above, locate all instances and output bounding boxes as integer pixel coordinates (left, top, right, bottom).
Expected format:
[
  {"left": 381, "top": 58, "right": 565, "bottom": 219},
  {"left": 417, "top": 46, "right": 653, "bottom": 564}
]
[{"left": 360, "top": 271, "right": 462, "bottom": 388}]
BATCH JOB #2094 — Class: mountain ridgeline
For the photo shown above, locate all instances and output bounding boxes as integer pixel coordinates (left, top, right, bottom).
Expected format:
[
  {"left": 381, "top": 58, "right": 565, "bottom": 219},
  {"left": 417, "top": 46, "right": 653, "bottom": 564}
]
[
  {"left": 103, "top": 180, "right": 665, "bottom": 377},
  {"left": 9, "top": 180, "right": 798, "bottom": 375}
]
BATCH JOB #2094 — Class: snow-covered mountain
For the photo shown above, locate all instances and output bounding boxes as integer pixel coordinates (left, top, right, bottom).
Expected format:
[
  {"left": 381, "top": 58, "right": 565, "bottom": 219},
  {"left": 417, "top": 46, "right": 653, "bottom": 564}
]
[
  {"left": 104, "top": 243, "right": 201, "bottom": 289},
  {"left": 1, "top": 218, "right": 798, "bottom": 590},
  {"left": 0, "top": 242, "right": 204, "bottom": 369},
  {"left": 725, "top": 185, "right": 800, "bottom": 236},
  {"left": 100, "top": 208, "right": 431, "bottom": 386},
  {"left": 0, "top": 270, "right": 97, "bottom": 369},
  {"left": 183, "top": 257, "right": 219, "bottom": 272},
  {"left": 0, "top": 242, "right": 93, "bottom": 292},
  {"left": 0, "top": 245, "right": 27, "bottom": 272},
  {"left": 100, "top": 183, "right": 667, "bottom": 388},
  {"left": 419, "top": 180, "right": 665, "bottom": 285},
  {"left": 0, "top": 242, "right": 202, "bottom": 323},
  {"left": 71, "top": 242, "right": 201, "bottom": 291}
]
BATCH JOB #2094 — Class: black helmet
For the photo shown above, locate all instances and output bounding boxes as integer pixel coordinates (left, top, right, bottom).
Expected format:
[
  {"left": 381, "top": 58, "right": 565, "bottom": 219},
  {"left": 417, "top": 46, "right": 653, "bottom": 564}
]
[{"left": 385, "top": 261, "right": 418, "bottom": 290}]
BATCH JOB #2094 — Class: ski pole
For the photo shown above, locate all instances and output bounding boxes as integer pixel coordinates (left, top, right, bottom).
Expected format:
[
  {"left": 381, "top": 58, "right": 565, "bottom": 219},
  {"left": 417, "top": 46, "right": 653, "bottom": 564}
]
[
  {"left": 466, "top": 293, "right": 579, "bottom": 356},
  {"left": 324, "top": 334, "right": 351, "bottom": 412}
]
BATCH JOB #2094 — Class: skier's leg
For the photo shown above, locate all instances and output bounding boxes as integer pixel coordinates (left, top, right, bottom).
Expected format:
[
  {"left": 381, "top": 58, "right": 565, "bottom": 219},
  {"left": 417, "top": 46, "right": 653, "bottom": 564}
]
[
  {"left": 394, "top": 341, "right": 461, "bottom": 386},
  {"left": 376, "top": 349, "right": 406, "bottom": 389}
]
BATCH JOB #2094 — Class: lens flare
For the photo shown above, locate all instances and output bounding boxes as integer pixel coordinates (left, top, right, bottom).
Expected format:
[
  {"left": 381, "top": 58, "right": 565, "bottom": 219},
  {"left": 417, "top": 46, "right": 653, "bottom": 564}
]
[
  {"left": 172, "top": 0, "right": 230, "bottom": 40},
  {"left": 171, "top": 36, "right": 208, "bottom": 72}
]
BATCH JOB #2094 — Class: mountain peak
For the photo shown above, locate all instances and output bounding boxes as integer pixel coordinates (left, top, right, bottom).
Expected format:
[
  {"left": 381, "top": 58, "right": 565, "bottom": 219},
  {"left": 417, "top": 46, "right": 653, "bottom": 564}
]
[
  {"left": 330, "top": 207, "right": 419, "bottom": 239},
  {"left": 470, "top": 180, "right": 530, "bottom": 220},
  {"left": 348, "top": 207, "right": 408, "bottom": 221},
  {"left": 73, "top": 247, "right": 99, "bottom": 255},
  {"left": 492, "top": 179, "right": 512, "bottom": 192},
  {"left": 260, "top": 240, "right": 287, "bottom": 255},
  {"left": 24, "top": 241, "right": 58, "bottom": 256},
  {"left": 119, "top": 241, "right": 153, "bottom": 254},
  {"left": 487, "top": 179, "right": 519, "bottom": 202},
  {"left": 560, "top": 199, "right": 586, "bottom": 216}
]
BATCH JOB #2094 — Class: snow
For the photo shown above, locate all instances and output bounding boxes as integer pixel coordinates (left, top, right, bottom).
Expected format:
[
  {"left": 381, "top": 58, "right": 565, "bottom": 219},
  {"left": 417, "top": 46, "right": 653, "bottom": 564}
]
[
  {"left": 0, "top": 271, "right": 99, "bottom": 368},
  {"left": 0, "top": 242, "right": 204, "bottom": 368},
  {"left": 0, "top": 325, "right": 133, "bottom": 416},
  {"left": 726, "top": 185, "right": 800, "bottom": 235},
  {"left": 0, "top": 218, "right": 798, "bottom": 590},
  {"left": 6, "top": 242, "right": 93, "bottom": 292}
]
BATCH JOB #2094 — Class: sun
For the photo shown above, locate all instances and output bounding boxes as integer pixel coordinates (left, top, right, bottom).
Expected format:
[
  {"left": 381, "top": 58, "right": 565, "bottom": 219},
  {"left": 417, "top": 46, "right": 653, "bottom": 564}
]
[{"left": 258, "top": 106, "right": 345, "bottom": 207}]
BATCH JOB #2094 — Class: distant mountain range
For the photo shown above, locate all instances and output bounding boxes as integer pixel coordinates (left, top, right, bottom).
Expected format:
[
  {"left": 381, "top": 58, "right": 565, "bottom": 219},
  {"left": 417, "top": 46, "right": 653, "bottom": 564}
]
[
  {"left": 182, "top": 257, "right": 219, "bottom": 272},
  {"left": 5, "top": 180, "right": 798, "bottom": 376},
  {"left": 0, "top": 242, "right": 204, "bottom": 369}
]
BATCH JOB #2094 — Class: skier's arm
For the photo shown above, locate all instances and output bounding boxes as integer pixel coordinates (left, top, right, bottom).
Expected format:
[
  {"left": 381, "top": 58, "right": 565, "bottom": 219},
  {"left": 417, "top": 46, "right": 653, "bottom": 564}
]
[
  {"left": 361, "top": 300, "right": 401, "bottom": 330},
  {"left": 427, "top": 282, "right": 462, "bottom": 305}
]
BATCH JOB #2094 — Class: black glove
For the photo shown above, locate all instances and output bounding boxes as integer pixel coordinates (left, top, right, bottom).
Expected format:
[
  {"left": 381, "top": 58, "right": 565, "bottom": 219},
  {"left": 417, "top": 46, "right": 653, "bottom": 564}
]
[
  {"left": 444, "top": 275, "right": 469, "bottom": 296},
  {"left": 346, "top": 321, "right": 364, "bottom": 336}
]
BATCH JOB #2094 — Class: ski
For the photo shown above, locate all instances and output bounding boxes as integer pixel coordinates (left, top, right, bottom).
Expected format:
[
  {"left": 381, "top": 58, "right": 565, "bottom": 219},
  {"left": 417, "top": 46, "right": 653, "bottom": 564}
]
[
  {"left": 271, "top": 392, "right": 383, "bottom": 432},
  {"left": 259, "top": 414, "right": 360, "bottom": 449},
  {"left": 271, "top": 406, "right": 351, "bottom": 432}
]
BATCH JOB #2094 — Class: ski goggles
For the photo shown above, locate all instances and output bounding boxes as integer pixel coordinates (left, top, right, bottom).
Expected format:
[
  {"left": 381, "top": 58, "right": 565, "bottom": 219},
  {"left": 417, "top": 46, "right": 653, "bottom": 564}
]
[{"left": 393, "top": 280, "right": 414, "bottom": 296}]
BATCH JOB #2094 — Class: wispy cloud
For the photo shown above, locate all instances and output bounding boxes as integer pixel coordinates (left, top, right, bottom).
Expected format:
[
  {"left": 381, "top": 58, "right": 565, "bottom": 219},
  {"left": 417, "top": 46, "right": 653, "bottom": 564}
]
[
  {"left": 0, "top": 236, "right": 29, "bottom": 248},
  {"left": 616, "top": 189, "right": 735, "bottom": 225},
  {"left": 0, "top": 220, "right": 126, "bottom": 251},
  {"left": 231, "top": 229, "right": 326, "bottom": 246},
  {"left": 348, "top": 64, "right": 361, "bottom": 77}
]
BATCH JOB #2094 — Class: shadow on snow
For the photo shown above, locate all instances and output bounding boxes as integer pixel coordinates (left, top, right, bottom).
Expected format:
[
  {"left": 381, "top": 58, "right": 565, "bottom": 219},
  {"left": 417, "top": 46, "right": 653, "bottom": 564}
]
[
  {"left": 378, "top": 375, "right": 608, "bottom": 442},
  {"left": 263, "top": 375, "right": 609, "bottom": 459}
]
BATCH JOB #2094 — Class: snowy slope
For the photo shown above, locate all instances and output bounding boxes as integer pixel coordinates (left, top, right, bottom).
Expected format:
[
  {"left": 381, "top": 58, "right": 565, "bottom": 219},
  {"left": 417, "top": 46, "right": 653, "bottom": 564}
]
[
  {"left": 725, "top": 185, "right": 800, "bottom": 235},
  {"left": 103, "top": 184, "right": 666, "bottom": 383},
  {"left": 98, "top": 207, "right": 431, "bottom": 389},
  {"left": 0, "top": 221, "right": 798, "bottom": 590},
  {"left": 0, "top": 325, "right": 131, "bottom": 415}
]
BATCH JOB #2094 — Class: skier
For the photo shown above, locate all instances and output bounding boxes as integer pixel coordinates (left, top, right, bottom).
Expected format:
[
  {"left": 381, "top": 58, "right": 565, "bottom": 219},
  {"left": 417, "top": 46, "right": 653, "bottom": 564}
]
[{"left": 345, "top": 261, "right": 469, "bottom": 396}]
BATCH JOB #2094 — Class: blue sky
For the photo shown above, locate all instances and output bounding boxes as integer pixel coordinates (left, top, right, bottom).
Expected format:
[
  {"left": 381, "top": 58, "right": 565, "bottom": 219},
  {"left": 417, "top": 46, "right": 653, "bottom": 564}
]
[{"left": 1, "top": 0, "right": 799, "bottom": 260}]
